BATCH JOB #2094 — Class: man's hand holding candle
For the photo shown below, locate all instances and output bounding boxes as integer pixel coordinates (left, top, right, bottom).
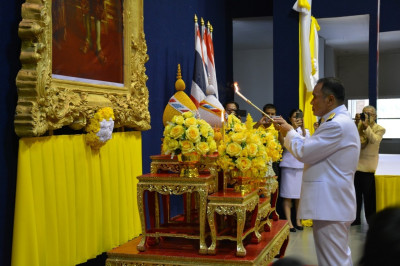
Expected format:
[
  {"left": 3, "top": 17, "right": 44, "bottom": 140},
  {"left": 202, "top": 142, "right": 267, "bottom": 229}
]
[{"left": 272, "top": 116, "right": 293, "bottom": 137}]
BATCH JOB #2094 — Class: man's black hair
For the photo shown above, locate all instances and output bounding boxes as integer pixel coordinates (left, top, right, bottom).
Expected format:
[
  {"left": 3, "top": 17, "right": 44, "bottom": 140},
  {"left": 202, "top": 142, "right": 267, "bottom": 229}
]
[
  {"left": 263, "top": 103, "right": 276, "bottom": 112},
  {"left": 317, "top": 77, "right": 345, "bottom": 105},
  {"left": 224, "top": 101, "right": 239, "bottom": 110}
]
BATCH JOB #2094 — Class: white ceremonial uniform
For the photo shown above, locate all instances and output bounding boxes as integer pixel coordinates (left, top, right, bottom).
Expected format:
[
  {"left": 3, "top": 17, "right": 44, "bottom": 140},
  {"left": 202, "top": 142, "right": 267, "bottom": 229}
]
[{"left": 284, "top": 105, "right": 360, "bottom": 266}]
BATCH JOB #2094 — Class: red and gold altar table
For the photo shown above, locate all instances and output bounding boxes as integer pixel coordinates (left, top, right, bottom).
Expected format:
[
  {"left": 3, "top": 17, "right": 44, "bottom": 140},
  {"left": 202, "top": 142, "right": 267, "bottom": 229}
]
[
  {"left": 207, "top": 189, "right": 260, "bottom": 257},
  {"left": 106, "top": 220, "right": 289, "bottom": 265},
  {"left": 136, "top": 173, "right": 217, "bottom": 254}
]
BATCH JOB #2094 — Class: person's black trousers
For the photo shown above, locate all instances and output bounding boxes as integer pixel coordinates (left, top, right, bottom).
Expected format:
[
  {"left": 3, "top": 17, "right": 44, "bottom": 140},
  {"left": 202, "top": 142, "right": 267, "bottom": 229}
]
[{"left": 354, "top": 171, "right": 376, "bottom": 224}]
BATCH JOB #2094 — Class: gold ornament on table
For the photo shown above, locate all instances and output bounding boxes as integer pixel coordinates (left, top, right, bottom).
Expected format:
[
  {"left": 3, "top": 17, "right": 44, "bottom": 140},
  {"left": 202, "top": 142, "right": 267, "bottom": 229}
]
[{"left": 162, "top": 111, "right": 217, "bottom": 177}]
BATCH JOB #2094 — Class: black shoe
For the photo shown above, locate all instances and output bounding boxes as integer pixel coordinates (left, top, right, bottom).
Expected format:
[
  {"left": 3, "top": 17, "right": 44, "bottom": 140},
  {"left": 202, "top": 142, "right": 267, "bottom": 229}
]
[
  {"left": 295, "top": 225, "right": 304, "bottom": 231},
  {"left": 351, "top": 220, "right": 361, "bottom": 226},
  {"left": 289, "top": 227, "right": 296, "bottom": 232}
]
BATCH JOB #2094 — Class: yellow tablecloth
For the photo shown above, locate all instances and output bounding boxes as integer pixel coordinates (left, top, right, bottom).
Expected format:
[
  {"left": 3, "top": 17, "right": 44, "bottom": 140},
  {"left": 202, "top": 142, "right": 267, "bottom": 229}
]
[
  {"left": 12, "top": 132, "right": 143, "bottom": 266},
  {"left": 375, "top": 175, "right": 400, "bottom": 212}
]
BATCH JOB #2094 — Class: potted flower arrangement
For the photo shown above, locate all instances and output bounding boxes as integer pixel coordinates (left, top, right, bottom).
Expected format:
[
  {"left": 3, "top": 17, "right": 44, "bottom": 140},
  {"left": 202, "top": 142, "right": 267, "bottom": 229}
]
[
  {"left": 217, "top": 114, "right": 282, "bottom": 192},
  {"left": 162, "top": 111, "right": 217, "bottom": 177}
]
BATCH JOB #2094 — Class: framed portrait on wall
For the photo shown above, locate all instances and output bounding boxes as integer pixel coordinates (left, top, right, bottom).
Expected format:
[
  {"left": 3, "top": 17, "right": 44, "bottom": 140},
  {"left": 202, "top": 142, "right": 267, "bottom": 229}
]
[{"left": 15, "top": 0, "right": 150, "bottom": 137}]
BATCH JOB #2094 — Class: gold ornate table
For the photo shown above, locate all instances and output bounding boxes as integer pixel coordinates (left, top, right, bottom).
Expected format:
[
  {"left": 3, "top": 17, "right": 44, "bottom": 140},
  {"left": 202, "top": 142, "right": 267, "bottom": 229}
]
[
  {"left": 207, "top": 189, "right": 259, "bottom": 257},
  {"left": 136, "top": 173, "right": 217, "bottom": 254}
]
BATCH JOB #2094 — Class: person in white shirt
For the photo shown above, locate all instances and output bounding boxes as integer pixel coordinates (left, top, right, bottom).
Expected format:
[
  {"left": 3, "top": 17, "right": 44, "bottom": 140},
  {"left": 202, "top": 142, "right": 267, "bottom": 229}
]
[
  {"left": 273, "top": 77, "right": 360, "bottom": 266},
  {"left": 280, "top": 109, "right": 310, "bottom": 232}
]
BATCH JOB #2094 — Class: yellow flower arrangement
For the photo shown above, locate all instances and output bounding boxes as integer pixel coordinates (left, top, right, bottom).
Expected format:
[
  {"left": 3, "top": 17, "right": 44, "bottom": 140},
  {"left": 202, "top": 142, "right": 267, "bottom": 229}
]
[
  {"left": 162, "top": 111, "right": 217, "bottom": 157},
  {"left": 217, "top": 114, "right": 270, "bottom": 178},
  {"left": 86, "top": 107, "right": 115, "bottom": 149},
  {"left": 256, "top": 124, "right": 283, "bottom": 163}
]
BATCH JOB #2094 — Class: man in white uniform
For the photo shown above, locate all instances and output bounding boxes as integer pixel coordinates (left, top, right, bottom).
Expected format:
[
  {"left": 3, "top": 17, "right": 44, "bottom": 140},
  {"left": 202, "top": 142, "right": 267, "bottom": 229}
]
[{"left": 273, "top": 77, "right": 360, "bottom": 266}]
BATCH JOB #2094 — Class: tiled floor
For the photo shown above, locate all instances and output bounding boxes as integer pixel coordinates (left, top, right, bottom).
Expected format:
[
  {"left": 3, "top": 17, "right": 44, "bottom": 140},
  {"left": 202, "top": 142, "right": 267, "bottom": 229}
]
[{"left": 281, "top": 215, "right": 368, "bottom": 265}]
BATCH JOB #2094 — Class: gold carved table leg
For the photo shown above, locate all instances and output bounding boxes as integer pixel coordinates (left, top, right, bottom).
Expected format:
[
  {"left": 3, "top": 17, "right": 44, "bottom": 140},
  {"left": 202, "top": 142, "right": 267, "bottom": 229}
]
[
  {"left": 207, "top": 204, "right": 217, "bottom": 255},
  {"left": 198, "top": 188, "right": 208, "bottom": 254},
  {"left": 137, "top": 185, "right": 147, "bottom": 251},
  {"left": 235, "top": 207, "right": 246, "bottom": 257}
]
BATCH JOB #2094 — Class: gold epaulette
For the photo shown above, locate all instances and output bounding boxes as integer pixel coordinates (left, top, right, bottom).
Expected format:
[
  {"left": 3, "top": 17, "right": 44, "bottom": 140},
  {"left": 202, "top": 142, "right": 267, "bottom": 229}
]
[{"left": 326, "top": 113, "right": 336, "bottom": 122}]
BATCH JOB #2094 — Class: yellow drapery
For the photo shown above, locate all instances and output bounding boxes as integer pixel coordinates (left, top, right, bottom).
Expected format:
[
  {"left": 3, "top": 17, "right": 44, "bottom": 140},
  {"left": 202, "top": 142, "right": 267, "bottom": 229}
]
[
  {"left": 298, "top": 16, "right": 319, "bottom": 135},
  {"left": 375, "top": 175, "right": 400, "bottom": 212},
  {"left": 12, "top": 132, "right": 143, "bottom": 266}
]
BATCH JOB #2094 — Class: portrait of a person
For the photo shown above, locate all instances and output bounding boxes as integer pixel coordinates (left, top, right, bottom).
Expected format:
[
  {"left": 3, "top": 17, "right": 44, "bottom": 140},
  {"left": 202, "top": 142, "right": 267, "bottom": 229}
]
[{"left": 52, "top": 0, "right": 124, "bottom": 85}]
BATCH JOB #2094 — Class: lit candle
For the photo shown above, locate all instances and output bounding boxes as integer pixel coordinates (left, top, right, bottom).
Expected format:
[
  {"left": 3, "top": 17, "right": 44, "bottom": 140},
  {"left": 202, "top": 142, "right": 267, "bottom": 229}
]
[
  {"left": 221, "top": 110, "right": 225, "bottom": 144},
  {"left": 233, "top": 82, "right": 274, "bottom": 122}
]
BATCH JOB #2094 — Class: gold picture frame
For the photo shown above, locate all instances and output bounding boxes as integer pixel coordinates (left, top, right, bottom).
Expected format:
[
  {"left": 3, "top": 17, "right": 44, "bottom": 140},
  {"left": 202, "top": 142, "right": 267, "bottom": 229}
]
[{"left": 15, "top": 0, "right": 150, "bottom": 137}]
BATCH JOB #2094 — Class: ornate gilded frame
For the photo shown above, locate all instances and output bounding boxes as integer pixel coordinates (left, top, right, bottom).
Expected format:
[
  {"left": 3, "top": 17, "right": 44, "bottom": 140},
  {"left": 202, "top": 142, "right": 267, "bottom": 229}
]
[{"left": 15, "top": 0, "right": 150, "bottom": 137}]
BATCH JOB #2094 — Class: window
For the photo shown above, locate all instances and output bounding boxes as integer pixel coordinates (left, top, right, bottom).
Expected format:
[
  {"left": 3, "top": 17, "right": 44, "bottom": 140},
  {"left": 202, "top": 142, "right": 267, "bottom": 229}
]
[{"left": 348, "top": 98, "right": 400, "bottom": 139}]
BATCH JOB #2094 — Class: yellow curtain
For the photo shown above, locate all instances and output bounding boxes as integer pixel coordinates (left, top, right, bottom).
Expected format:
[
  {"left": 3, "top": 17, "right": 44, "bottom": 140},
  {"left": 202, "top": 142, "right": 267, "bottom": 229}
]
[
  {"left": 12, "top": 132, "right": 143, "bottom": 266},
  {"left": 375, "top": 175, "right": 400, "bottom": 212}
]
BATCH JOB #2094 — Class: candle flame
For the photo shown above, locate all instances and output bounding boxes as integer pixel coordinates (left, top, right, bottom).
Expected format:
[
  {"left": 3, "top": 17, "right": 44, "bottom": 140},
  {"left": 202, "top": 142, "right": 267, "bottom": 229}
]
[{"left": 233, "top": 82, "right": 239, "bottom": 92}]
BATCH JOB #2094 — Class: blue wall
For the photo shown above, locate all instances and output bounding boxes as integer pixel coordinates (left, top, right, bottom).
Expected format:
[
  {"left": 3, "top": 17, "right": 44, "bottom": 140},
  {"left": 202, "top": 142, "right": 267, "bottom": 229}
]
[
  {"left": 0, "top": 0, "right": 22, "bottom": 264},
  {"left": 142, "top": 0, "right": 232, "bottom": 174}
]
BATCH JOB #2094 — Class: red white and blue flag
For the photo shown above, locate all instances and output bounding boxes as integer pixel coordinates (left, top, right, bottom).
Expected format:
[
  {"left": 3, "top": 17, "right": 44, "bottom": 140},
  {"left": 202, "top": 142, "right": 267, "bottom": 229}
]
[
  {"left": 190, "top": 17, "right": 207, "bottom": 107},
  {"left": 203, "top": 22, "right": 218, "bottom": 99}
]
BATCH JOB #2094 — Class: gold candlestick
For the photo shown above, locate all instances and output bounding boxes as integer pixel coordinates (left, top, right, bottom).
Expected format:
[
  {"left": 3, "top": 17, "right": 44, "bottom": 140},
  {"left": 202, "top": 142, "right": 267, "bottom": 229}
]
[{"left": 233, "top": 82, "right": 275, "bottom": 122}]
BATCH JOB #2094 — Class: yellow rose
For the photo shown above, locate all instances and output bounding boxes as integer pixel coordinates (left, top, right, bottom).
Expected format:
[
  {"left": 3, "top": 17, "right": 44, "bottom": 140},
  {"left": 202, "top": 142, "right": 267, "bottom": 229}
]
[
  {"left": 218, "top": 144, "right": 226, "bottom": 155},
  {"left": 169, "top": 125, "right": 185, "bottom": 139},
  {"left": 218, "top": 155, "right": 233, "bottom": 171},
  {"left": 247, "top": 133, "right": 261, "bottom": 144},
  {"left": 231, "top": 132, "right": 247, "bottom": 143},
  {"left": 167, "top": 139, "right": 179, "bottom": 151},
  {"left": 180, "top": 140, "right": 195, "bottom": 154},
  {"left": 197, "top": 141, "right": 210, "bottom": 155},
  {"left": 197, "top": 119, "right": 208, "bottom": 126},
  {"left": 182, "top": 111, "right": 194, "bottom": 118},
  {"left": 163, "top": 124, "right": 173, "bottom": 136},
  {"left": 184, "top": 117, "right": 198, "bottom": 127},
  {"left": 172, "top": 115, "right": 185, "bottom": 125},
  {"left": 252, "top": 157, "right": 266, "bottom": 169},
  {"left": 233, "top": 123, "right": 245, "bottom": 133},
  {"left": 208, "top": 140, "right": 217, "bottom": 152},
  {"left": 246, "top": 143, "right": 258, "bottom": 157},
  {"left": 236, "top": 157, "right": 252, "bottom": 172},
  {"left": 226, "top": 142, "right": 242, "bottom": 157},
  {"left": 186, "top": 126, "right": 201, "bottom": 142},
  {"left": 200, "top": 125, "right": 210, "bottom": 137}
]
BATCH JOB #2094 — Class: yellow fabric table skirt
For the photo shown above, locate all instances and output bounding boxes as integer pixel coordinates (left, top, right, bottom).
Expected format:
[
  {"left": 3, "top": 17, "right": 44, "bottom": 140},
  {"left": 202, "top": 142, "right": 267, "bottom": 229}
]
[
  {"left": 375, "top": 175, "right": 400, "bottom": 212},
  {"left": 12, "top": 132, "right": 143, "bottom": 266}
]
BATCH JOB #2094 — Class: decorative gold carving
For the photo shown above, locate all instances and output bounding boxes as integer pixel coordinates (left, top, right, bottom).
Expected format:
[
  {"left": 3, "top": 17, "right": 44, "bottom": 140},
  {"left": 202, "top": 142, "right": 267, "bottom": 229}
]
[
  {"left": 15, "top": 0, "right": 150, "bottom": 137},
  {"left": 207, "top": 191, "right": 259, "bottom": 257},
  {"left": 136, "top": 173, "right": 216, "bottom": 254}
]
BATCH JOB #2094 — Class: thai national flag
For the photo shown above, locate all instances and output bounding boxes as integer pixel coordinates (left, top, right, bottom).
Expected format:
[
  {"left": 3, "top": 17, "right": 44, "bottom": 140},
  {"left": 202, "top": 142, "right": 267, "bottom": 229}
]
[
  {"left": 203, "top": 22, "right": 218, "bottom": 99},
  {"left": 190, "top": 17, "right": 207, "bottom": 107}
]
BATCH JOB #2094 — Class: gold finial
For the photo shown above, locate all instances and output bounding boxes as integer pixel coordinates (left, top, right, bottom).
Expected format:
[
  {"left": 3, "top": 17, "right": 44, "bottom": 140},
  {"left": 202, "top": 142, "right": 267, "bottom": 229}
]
[
  {"left": 175, "top": 64, "right": 185, "bottom": 91},
  {"left": 210, "top": 24, "right": 213, "bottom": 33},
  {"left": 176, "top": 64, "right": 182, "bottom": 80},
  {"left": 201, "top": 17, "right": 205, "bottom": 26},
  {"left": 194, "top": 14, "right": 197, "bottom": 23},
  {"left": 207, "top": 21, "right": 211, "bottom": 29}
]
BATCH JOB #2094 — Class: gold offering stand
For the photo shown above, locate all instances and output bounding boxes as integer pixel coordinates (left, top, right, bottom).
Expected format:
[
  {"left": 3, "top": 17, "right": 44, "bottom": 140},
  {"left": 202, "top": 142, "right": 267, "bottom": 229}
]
[
  {"left": 207, "top": 188, "right": 259, "bottom": 257},
  {"left": 137, "top": 154, "right": 219, "bottom": 254},
  {"left": 136, "top": 153, "right": 288, "bottom": 260}
]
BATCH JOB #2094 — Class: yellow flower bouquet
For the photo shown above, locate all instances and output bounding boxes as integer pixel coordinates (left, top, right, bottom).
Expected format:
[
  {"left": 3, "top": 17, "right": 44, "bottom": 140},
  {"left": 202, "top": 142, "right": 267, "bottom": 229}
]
[
  {"left": 217, "top": 114, "right": 269, "bottom": 179},
  {"left": 162, "top": 111, "right": 217, "bottom": 158},
  {"left": 86, "top": 107, "right": 115, "bottom": 150}
]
